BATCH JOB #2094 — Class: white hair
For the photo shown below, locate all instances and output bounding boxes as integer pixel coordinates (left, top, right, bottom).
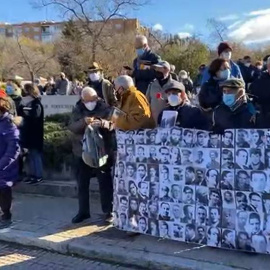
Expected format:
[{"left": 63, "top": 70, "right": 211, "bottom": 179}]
[
  {"left": 136, "top": 35, "right": 148, "bottom": 45},
  {"left": 114, "top": 75, "right": 134, "bottom": 90},
  {"left": 81, "top": 87, "right": 97, "bottom": 98}
]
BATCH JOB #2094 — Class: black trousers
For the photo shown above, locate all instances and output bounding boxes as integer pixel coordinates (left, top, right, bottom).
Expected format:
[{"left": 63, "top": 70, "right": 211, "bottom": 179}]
[
  {"left": 75, "top": 158, "right": 113, "bottom": 216},
  {"left": 0, "top": 187, "right": 12, "bottom": 218}
]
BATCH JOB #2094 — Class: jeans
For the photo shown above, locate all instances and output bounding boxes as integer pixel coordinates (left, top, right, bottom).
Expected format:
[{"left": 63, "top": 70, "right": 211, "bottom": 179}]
[
  {"left": 75, "top": 158, "right": 113, "bottom": 215},
  {"left": 28, "top": 149, "right": 43, "bottom": 179},
  {"left": 0, "top": 187, "right": 12, "bottom": 219}
]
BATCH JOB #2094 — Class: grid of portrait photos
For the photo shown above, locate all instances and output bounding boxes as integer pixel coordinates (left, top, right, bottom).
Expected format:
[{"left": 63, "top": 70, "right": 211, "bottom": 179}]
[{"left": 113, "top": 128, "right": 270, "bottom": 255}]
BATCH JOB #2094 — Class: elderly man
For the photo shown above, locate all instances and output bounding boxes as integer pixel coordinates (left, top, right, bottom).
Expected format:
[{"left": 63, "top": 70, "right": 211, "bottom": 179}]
[
  {"left": 68, "top": 87, "right": 114, "bottom": 224},
  {"left": 146, "top": 61, "right": 175, "bottom": 124},
  {"left": 113, "top": 75, "right": 155, "bottom": 130},
  {"left": 55, "top": 72, "right": 69, "bottom": 95},
  {"left": 86, "top": 62, "right": 116, "bottom": 106},
  {"left": 212, "top": 78, "right": 257, "bottom": 131},
  {"left": 124, "top": 35, "right": 160, "bottom": 94}
]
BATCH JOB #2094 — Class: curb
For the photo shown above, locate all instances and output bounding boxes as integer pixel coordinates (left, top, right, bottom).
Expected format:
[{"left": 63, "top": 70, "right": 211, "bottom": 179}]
[{"left": 0, "top": 229, "right": 248, "bottom": 270}]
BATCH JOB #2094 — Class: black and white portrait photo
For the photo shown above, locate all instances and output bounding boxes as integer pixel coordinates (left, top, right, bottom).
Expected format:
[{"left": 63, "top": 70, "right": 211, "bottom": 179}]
[
  {"left": 173, "top": 167, "right": 184, "bottom": 182},
  {"left": 136, "top": 145, "right": 148, "bottom": 163},
  {"left": 160, "top": 165, "right": 172, "bottom": 185},
  {"left": 116, "top": 131, "right": 125, "bottom": 145},
  {"left": 116, "top": 161, "right": 126, "bottom": 179},
  {"left": 160, "top": 111, "right": 178, "bottom": 128},
  {"left": 236, "top": 129, "right": 250, "bottom": 148},
  {"left": 221, "top": 229, "right": 236, "bottom": 249},
  {"left": 126, "top": 162, "right": 136, "bottom": 180},
  {"left": 168, "top": 127, "right": 182, "bottom": 147},
  {"left": 222, "top": 190, "right": 235, "bottom": 208},
  {"left": 171, "top": 184, "right": 182, "bottom": 203},
  {"left": 196, "top": 205, "right": 208, "bottom": 226},
  {"left": 118, "top": 212, "right": 128, "bottom": 230},
  {"left": 118, "top": 196, "right": 129, "bottom": 213},
  {"left": 185, "top": 224, "right": 197, "bottom": 243},
  {"left": 159, "top": 221, "right": 171, "bottom": 239},
  {"left": 196, "top": 168, "right": 206, "bottom": 186},
  {"left": 129, "top": 180, "right": 138, "bottom": 198},
  {"left": 125, "top": 131, "right": 135, "bottom": 145},
  {"left": 207, "top": 227, "right": 221, "bottom": 247},
  {"left": 117, "top": 178, "right": 128, "bottom": 195},
  {"left": 266, "top": 130, "right": 270, "bottom": 148},
  {"left": 148, "top": 164, "right": 159, "bottom": 183},
  {"left": 170, "top": 147, "right": 182, "bottom": 165},
  {"left": 208, "top": 133, "right": 221, "bottom": 148},
  {"left": 138, "top": 181, "right": 149, "bottom": 201},
  {"left": 117, "top": 144, "right": 126, "bottom": 161},
  {"left": 235, "top": 149, "right": 249, "bottom": 169},
  {"left": 148, "top": 146, "right": 159, "bottom": 164},
  {"left": 181, "top": 204, "right": 195, "bottom": 224},
  {"left": 236, "top": 231, "right": 253, "bottom": 251},
  {"left": 250, "top": 171, "right": 268, "bottom": 192},
  {"left": 205, "top": 169, "right": 220, "bottom": 189},
  {"left": 194, "top": 130, "right": 208, "bottom": 148},
  {"left": 138, "top": 200, "right": 148, "bottom": 217},
  {"left": 137, "top": 163, "right": 148, "bottom": 181},
  {"left": 158, "top": 146, "right": 171, "bottom": 164},
  {"left": 159, "top": 202, "right": 172, "bottom": 221},
  {"left": 209, "top": 207, "right": 221, "bottom": 227},
  {"left": 236, "top": 210, "right": 248, "bottom": 232},
  {"left": 245, "top": 212, "right": 263, "bottom": 236},
  {"left": 172, "top": 223, "right": 185, "bottom": 241},
  {"left": 251, "top": 234, "right": 267, "bottom": 254},
  {"left": 221, "top": 149, "right": 234, "bottom": 169},
  {"left": 148, "top": 200, "right": 159, "bottom": 219},
  {"left": 222, "top": 208, "right": 236, "bottom": 229},
  {"left": 136, "top": 129, "right": 145, "bottom": 145},
  {"left": 235, "top": 192, "right": 253, "bottom": 211},
  {"left": 182, "top": 129, "right": 194, "bottom": 148},
  {"left": 138, "top": 216, "right": 148, "bottom": 234},
  {"left": 160, "top": 185, "right": 173, "bottom": 202},
  {"left": 146, "top": 129, "right": 158, "bottom": 145},
  {"left": 181, "top": 149, "right": 193, "bottom": 166},
  {"left": 157, "top": 129, "right": 169, "bottom": 146},
  {"left": 194, "top": 150, "right": 206, "bottom": 167},
  {"left": 129, "top": 198, "right": 139, "bottom": 217},
  {"left": 148, "top": 219, "right": 159, "bottom": 237},
  {"left": 220, "top": 170, "right": 234, "bottom": 190},
  {"left": 182, "top": 186, "right": 195, "bottom": 204},
  {"left": 248, "top": 192, "right": 264, "bottom": 213},
  {"left": 265, "top": 149, "right": 270, "bottom": 170},
  {"left": 185, "top": 166, "right": 197, "bottom": 185},
  {"left": 196, "top": 226, "right": 207, "bottom": 245},
  {"left": 222, "top": 130, "right": 234, "bottom": 148},
  {"left": 125, "top": 144, "right": 136, "bottom": 163},
  {"left": 208, "top": 189, "right": 222, "bottom": 207},
  {"left": 249, "top": 129, "right": 265, "bottom": 149},
  {"left": 249, "top": 148, "right": 265, "bottom": 170},
  {"left": 149, "top": 182, "right": 159, "bottom": 201},
  {"left": 128, "top": 215, "right": 138, "bottom": 232},
  {"left": 235, "top": 170, "right": 250, "bottom": 191},
  {"left": 171, "top": 203, "right": 182, "bottom": 223},
  {"left": 196, "top": 186, "right": 209, "bottom": 206},
  {"left": 206, "top": 150, "right": 220, "bottom": 169}
]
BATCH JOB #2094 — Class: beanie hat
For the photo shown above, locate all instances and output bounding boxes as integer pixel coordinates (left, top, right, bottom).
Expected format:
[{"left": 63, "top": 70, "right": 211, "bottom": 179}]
[
  {"left": 0, "top": 89, "right": 6, "bottom": 98},
  {"left": 218, "top": 42, "right": 232, "bottom": 56}
]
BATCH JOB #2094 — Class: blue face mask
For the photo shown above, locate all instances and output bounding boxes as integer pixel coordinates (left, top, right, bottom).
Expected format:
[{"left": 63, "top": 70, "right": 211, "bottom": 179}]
[
  {"left": 6, "top": 85, "right": 14, "bottom": 95},
  {"left": 136, "top": 48, "right": 145, "bottom": 57},
  {"left": 219, "top": 69, "right": 231, "bottom": 80},
  {"left": 223, "top": 93, "right": 236, "bottom": 107}
]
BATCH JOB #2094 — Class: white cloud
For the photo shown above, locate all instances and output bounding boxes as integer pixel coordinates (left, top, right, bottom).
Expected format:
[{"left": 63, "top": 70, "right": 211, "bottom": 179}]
[
  {"left": 183, "top": 23, "right": 194, "bottom": 31},
  {"left": 177, "top": 32, "right": 192, "bottom": 39},
  {"left": 228, "top": 14, "right": 270, "bottom": 44},
  {"left": 247, "top": 8, "right": 270, "bottom": 16},
  {"left": 152, "top": 23, "right": 163, "bottom": 31},
  {"left": 219, "top": 14, "right": 239, "bottom": 21},
  {"left": 228, "top": 20, "right": 243, "bottom": 30}
]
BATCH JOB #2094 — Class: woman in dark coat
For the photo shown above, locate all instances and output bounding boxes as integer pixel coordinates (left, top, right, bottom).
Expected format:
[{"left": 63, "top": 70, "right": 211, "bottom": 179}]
[
  {"left": 18, "top": 84, "right": 44, "bottom": 185},
  {"left": 0, "top": 90, "right": 20, "bottom": 228}
]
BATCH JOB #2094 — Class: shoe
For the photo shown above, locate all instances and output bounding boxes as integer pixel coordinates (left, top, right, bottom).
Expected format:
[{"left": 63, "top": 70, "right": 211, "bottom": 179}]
[
  {"left": 23, "top": 177, "right": 32, "bottom": 183},
  {"left": 72, "top": 213, "right": 91, "bottom": 224},
  {"left": 28, "top": 178, "right": 43, "bottom": 185}
]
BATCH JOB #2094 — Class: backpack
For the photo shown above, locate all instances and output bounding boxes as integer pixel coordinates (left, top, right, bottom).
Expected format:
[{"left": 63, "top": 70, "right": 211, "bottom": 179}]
[{"left": 82, "top": 124, "right": 108, "bottom": 168}]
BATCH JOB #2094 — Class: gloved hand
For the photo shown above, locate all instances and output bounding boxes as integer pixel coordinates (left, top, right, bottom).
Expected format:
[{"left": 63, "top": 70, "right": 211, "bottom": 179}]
[{"left": 90, "top": 119, "right": 102, "bottom": 128}]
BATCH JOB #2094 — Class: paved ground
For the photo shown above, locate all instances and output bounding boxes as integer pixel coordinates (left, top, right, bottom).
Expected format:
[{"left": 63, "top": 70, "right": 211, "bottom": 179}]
[
  {"left": 0, "top": 193, "right": 270, "bottom": 270},
  {"left": 0, "top": 242, "right": 138, "bottom": 270}
]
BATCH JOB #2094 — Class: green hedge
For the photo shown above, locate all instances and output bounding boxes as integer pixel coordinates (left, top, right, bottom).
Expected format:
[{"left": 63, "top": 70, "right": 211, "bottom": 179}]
[{"left": 43, "top": 113, "right": 73, "bottom": 171}]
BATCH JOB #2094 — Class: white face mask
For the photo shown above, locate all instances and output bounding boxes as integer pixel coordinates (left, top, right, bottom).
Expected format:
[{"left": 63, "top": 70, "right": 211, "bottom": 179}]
[
  {"left": 168, "top": 94, "right": 181, "bottom": 107},
  {"left": 89, "top": 72, "right": 100, "bottom": 82},
  {"left": 84, "top": 101, "right": 97, "bottom": 111},
  {"left": 221, "top": 51, "right": 232, "bottom": 61},
  {"left": 244, "top": 63, "right": 251, "bottom": 67}
]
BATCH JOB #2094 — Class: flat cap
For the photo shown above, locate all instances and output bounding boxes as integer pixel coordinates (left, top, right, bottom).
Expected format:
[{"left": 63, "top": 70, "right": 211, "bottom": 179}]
[
  {"left": 220, "top": 78, "right": 245, "bottom": 89},
  {"left": 164, "top": 80, "right": 185, "bottom": 93},
  {"left": 152, "top": 60, "right": 171, "bottom": 70},
  {"left": 88, "top": 62, "right": 103, "bottom": 72}
]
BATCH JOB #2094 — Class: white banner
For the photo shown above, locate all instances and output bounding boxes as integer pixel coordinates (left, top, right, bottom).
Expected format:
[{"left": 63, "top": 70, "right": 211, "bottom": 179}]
[{"left": 113, "top": 127, "right": 270, "bottom": 254}]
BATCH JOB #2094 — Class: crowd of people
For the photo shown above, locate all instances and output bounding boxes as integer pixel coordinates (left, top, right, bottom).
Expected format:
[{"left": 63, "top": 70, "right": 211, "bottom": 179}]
[{"left": 1, "top": 34, "right": 270, "bottom": 230}]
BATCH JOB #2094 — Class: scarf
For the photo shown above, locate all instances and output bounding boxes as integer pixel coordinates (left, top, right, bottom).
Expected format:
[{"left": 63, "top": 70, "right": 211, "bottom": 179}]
[
  {"left": 230, "top": 95, "right": 247, "bottom": 112},
  {"left": 21, "top": 96, "right": 34, "bottom": 106}
]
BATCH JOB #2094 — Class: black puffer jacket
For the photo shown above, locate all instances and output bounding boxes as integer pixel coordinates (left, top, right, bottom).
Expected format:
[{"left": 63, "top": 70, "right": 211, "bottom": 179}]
[
  {"left": 157, "top": 103, "right": 210, "bottom": 130},
  {"left": 199, "top": 77, "right": 223, "bottom": 110}
]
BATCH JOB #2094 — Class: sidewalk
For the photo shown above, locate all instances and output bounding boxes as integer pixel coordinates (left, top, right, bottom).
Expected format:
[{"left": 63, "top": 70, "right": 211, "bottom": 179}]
[{"left": 1, "top": 194, "right": 269, "bottom": 270}]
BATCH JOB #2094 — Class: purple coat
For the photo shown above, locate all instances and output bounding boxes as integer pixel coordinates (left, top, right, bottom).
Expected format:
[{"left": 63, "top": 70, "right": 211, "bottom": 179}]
[{"left": 0, "top": 113, "right": 20, "bottom": 188}]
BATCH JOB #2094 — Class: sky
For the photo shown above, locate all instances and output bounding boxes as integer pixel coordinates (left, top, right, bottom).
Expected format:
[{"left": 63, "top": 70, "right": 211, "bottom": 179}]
[{"left": 1, "top": 0, "right": 270, "bottom": 45}]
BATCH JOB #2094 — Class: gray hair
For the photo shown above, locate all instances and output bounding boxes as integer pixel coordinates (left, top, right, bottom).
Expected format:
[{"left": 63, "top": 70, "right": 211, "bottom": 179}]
[
  {"left": 114, "top": 75, "right": 134, "bottom": 90},
  {"left": 136, "top": 35, "right": 148, "bottom": 45},
  {"left": 81, "top": 86, "right": 97, "bottom": 98}
]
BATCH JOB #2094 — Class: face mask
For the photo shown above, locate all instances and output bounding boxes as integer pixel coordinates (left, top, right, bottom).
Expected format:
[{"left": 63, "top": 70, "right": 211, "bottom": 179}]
[
  {"left": 136, "top": 48, "right": 145, "bottom": 57},
  {"left": 221, "top": 51, "right": 232, "bottom": 61},
  {"left": 223, "top": 93, "right": 236, "bottom": 107},
  {"left": 154, "top": 71, "right": 165, "bottom": 80},
  {"left": 181, "top": 74, "right": 188, "bottom": 79},
  {"left": 168, "top": 94, "right": 181, "bottom": 107},
  {"left": 244, "top": 63, "right": 251, "bottom": 67},
  {"left": 219, "top": 69, "right": 231, "bottom": 80},
  {"left": 84, "top": 101, "right": 97, "bottom": 111},
  {"left": 89, "top": 72, "right": 100, "bottom": 82},
  {"left": 257, "top": 66, "right": 263, "bottom": 70},
  {"left": 6, "top": 85, "right": 14, "bottom": 95}
]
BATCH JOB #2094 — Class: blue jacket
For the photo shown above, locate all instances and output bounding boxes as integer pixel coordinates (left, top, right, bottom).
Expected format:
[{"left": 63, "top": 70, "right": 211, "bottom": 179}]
[
  {"left": 0, "top": 113, "right": 20, "bottom": 188},
  {"left": 201, "top": 60, "right": 242, "bottom": 85}
]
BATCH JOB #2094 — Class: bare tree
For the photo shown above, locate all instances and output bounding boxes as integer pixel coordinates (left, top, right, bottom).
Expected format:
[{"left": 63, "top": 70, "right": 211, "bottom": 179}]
[
  {"left": 207, "top": 18, "right": 228, "bottom": 42},
  {"left": 33, "top": 0, "right": 149, "bottom": 61}
]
